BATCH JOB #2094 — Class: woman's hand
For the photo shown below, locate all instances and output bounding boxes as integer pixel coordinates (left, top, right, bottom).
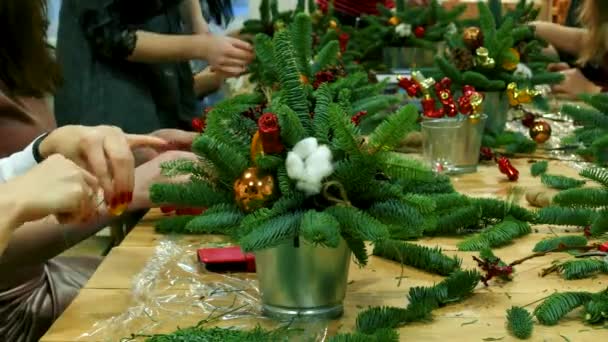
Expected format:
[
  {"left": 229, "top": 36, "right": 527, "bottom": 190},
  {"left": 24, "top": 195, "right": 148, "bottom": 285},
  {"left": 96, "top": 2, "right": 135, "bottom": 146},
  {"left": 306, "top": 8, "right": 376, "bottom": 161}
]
[
  {"left": 552, "top": 68, "right": 602, "bottom": 99},
  {"left": 130, "top": 151, "right": 199, "bottom": 210},
  {"left": 132, "top": 129, "right": 198, "bottom": 165},
  {"left": 197, "top": 35, "right": 254, "bottom": 77},
  {"left": 6, "top": 154, "right": 99, "bottom": 225},
  {"left": 38, "top": 125, "right": 167, "bottom": 210}
]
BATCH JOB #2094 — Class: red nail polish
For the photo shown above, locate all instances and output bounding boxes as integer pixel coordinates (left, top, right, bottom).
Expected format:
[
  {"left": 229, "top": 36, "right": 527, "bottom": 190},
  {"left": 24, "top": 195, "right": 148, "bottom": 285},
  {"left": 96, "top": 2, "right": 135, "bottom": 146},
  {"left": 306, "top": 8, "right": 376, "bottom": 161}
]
[
  {"left": 121, "top": 192, "right": 128, "bottom": 204},
  {"left": 128, "top": 192, "right": 133, "bottom": 202}
]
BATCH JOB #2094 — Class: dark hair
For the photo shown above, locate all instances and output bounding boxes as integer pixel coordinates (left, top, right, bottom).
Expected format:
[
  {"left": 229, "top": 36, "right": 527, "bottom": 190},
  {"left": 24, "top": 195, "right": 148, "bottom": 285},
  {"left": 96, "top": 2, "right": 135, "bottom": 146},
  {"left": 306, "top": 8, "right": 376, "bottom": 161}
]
[
  {"left": 0, "top": 0, "right": 61, "bottom": 97},
  {"left": 204, "top": 0, "right": 233, "bottom": 26}
]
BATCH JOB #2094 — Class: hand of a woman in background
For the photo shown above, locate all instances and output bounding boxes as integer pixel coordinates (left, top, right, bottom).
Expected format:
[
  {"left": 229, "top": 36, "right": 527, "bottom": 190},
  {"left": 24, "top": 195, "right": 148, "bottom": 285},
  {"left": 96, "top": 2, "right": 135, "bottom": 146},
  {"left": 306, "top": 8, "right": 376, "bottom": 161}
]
[
  {"left": 132, "top": 129, "right": 198, "bottom": 166},
  {"left": 38, "top": 125, "right": 167, "bottom": 212},
  {"left": 552, "top": 68, "right": 601, "bottom": 99},
  {"left": 5, "top": 154, "right": 99, "bottom": 225},
  {"left": 199, "top": 35, "right": 254, "bottom": 77}
]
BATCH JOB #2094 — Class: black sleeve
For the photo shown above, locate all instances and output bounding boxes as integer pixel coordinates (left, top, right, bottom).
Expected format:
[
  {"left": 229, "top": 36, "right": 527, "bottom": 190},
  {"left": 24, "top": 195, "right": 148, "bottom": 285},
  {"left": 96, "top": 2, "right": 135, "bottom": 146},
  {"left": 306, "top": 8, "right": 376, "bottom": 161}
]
[{"left": 80, "top": 0, "right": 184, "bottom": 60}]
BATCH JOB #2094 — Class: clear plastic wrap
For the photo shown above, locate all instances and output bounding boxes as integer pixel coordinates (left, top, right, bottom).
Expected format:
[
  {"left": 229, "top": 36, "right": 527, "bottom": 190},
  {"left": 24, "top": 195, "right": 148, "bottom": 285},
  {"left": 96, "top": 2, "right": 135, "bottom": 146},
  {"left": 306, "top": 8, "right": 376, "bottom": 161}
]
[{"left": 79, "top": 240, "right": 329, "bottom": 341}]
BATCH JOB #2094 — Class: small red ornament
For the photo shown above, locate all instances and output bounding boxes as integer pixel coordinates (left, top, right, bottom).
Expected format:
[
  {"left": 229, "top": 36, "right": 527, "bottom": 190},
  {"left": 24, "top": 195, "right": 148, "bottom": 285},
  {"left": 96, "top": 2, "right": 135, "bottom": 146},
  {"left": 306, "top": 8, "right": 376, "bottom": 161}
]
[
  {"left": 479, "top": 147, "right": 494, "bottom": 161},
  {"left": 175, "top": 208, "right": 205, "bottom": 216},
  {"left": 397, "top": 77, "right": 421, "bottom": 97},
  {"left": 421, "top": 97, "right": 441, "bottom": 118},
  {"left": 338, "top": 33, "right": 350, "bottom": 53},
  {"left": 351, "top": 110, "right": 368, "bottom": 126},
  {"left": 521, "top": 113, "right": 536, "bottom": 128},
  {"left": 457, "top": 85, "right": 480, "bottom": 115},
  {"left": 599, "top": 242, "right": 608, "bottom": 252},
  {"left": 497, "top": 156, "right": 519, "bottom": 181},
  {"left": 258, "top": 113, "right": 284, "bottom": 154},
  {"left": 191, "top": 117, "right": 206, "bottom": 133},
  {"left": 160, "top": 206, "right": 175, "bottom": 215},
  {"left": 414, "top": 26, "right": 426, "bottom": 38},
  {"left": 313, "top": 70, "right": 336, "bottom": 89}
]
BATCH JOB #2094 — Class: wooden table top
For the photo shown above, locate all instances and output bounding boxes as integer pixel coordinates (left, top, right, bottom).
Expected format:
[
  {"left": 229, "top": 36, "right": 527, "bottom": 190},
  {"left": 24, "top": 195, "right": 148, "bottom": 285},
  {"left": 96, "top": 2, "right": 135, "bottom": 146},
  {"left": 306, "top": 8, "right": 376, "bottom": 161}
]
[{"left": 41, "top": 157, "right": 608, "bottom": 342}]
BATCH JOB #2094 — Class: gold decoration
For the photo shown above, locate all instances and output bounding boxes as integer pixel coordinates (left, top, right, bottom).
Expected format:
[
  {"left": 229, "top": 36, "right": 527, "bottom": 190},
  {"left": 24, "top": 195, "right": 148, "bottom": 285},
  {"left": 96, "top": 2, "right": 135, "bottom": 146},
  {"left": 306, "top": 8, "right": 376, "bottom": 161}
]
[
  {"left": 300, "top": 74, "right": 309, "bottom": 84},
  {"left": 329, "top": 20, "right": 338, "bottom": 29},
  {"left": 109, "top": 203, "right": 128, "bottom": 216},
  {"left": 529, "top": 120, "right": 552, "bottom": 144},
  {"left": 506, "top": 82, "right": 540, "bottom": 106},
  {"left": 469, "top": 92, "right": 484, "bottom": 125},
  {"left": 250, "top": 131, "right": 264, "bottom": 161},
  {"left": 475, "top": 47, "right": 495, "bottom": 69},
  {"left": 463, "top": 26, "right": 483, "bottom": 50},
  {"left": 234, "top": 167, "right": 276, "bottom": 212},
  {"left": 501, "top": 48, "right": 520, "bottom": 71},
  {"left": 388, "top": 16, "right": 400, "bottom": 26}
]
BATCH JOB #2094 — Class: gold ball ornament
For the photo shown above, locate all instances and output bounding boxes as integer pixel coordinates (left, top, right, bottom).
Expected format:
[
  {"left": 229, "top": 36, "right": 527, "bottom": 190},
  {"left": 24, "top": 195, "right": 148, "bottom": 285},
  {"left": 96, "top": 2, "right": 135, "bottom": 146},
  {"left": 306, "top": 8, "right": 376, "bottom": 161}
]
[
  {"left": 529, "top": 120, "right": 552, "bottom": 144},
  {"left": 329, "top": 20, "right": 338, "bottom": 29},
  {"left": 463, "top": 26, "right": 483, "bottom": 50},
  {"left": 299, "top": 74, "right": 309, "bottom": 85},
  {"left": 388, "top": 16, "right": 400, "bottom": 26},
  {"left": 501, "top": 48, "right": 520, "bottom": 71},
  {"left": 234, "top": 167, "right": 276, "bottom": 212}
]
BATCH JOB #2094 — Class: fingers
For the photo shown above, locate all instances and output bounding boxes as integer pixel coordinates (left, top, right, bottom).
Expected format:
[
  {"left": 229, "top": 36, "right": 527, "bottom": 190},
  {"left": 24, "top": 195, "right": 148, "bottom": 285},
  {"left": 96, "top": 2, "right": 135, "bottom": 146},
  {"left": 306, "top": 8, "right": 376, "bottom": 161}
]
[
  {"left": 219, "top": 58, "right": 250, "bottom": 67},
  {"left": 548, "top": 62, "right": 569, "bottom": 72},
  {"left": 226, "top": 44, "right": 254, "bottom": 62},
  {"left": 83, "top": 136, "right": 114, "bottom": 205},
  {"left": 214, "top": 65, "right": 247, "bottom": 77},
  {"left": 103, "top": 134, "right": 135, "bottom": 214},
  {"left": 230, "top": 38, "right": 253, "bottom": 52},
  {"left": 151, "top": 129, "right": 198, "bottom": 150},
  {"left": 125, "top": 134, "right": 168, "bottom": 149}
]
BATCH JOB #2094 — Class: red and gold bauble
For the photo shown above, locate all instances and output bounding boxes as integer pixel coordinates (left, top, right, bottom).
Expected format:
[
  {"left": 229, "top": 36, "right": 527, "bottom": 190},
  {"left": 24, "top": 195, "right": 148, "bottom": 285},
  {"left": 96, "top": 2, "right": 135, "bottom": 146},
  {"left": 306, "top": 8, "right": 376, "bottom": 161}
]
[
  {"left": 234, "top": 167, "right": 276, "bottom": 212},
  {"left": 463, "top": 26, "right": 483, "bottom": 50},
  {"left": 529, "top": 120, "right": 552, "bottom": 144}
]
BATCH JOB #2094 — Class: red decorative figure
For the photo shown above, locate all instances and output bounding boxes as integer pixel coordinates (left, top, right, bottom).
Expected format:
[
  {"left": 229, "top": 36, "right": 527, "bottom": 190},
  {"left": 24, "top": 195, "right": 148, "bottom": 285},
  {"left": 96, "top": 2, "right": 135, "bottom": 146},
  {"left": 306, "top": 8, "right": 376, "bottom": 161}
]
[
  {"left": 434, "top": 77, "right": 457, "bottom": 117},
  {"left": 414, "top": 26, "right": 426, "bottom": 38},
  {"left": 479, "top": 147, "right": 494, "bottom": 161},
  {"left": 457, "top": 85, "right": 481, "bottom": 115},
  {"left": 397, "top": 77, "right": 421, "bottom": 97},
  {"left": 338, "top": 33, "right": 350, "bottom": 53},
  {"left": 497, "top": 156, "right": 519, "bottom": 181},
  {"left": 258, "top": 113, "right": 284, "bottom": 154},
  {"left": 421, "top": 97, "right": 441, "bottom": 118}
]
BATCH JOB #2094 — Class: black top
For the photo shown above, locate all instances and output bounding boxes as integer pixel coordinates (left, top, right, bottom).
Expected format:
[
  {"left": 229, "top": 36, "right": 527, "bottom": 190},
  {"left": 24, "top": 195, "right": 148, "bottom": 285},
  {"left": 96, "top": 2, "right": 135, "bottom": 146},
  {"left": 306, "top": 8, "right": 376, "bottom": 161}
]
[{"left": 54, "top": 0, "right": 196, "bottom": 134}]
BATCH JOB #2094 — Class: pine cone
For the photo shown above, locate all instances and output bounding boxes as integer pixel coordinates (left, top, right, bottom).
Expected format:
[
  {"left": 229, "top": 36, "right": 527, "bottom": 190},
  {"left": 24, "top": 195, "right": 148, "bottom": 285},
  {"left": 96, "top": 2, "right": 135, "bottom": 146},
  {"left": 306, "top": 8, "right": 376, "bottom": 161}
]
[{"left": 450, "top": 47, "right": 474, "bottom": 71}]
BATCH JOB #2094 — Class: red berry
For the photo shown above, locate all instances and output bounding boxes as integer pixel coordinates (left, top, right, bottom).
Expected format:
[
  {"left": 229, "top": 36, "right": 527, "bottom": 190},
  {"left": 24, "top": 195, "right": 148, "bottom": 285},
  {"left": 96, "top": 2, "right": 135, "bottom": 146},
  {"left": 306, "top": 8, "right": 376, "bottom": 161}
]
[
  {"left": 191, "top": 117, "right": 205, "bottom": 133},
  {"left": 599, "top": 242, "right": 608, "bottom": 252},
  {"left": 414, "top": 26, "right": 426, "bottom": 38}
]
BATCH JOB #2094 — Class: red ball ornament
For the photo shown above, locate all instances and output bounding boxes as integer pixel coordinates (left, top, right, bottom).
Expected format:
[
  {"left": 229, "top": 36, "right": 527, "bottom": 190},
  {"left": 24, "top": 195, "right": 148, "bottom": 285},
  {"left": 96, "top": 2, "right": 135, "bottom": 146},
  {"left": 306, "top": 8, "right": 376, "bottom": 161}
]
[
  {"left": 191, "top": 117, "right": 206, "bottom": 133},
  {"left": 599, "top": 242, "right": 608, "bottom": 252},
  {"left": 497, "top": 156, "right": 519, "bottom": 181},
  {"left": 521, "top": 113, "right": 535, "bottom": 128},
  {"left": 414, "top": 26, "right": 426, "bottom": 38},
  {"left": 529, "top": 120, "right": 552, "bottom": 144}
]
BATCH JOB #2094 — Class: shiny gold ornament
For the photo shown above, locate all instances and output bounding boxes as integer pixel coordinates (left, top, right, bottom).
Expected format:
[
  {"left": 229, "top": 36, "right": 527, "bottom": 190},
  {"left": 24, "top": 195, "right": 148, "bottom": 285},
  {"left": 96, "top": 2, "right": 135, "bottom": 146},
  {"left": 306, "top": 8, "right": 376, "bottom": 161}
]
[
  {"left": 501, "top": 48, "right": 520, "bottom": 71},
  {"left": 329, "top": 20, "right": 338, "bottom": 29},
  {"left": 469, "top": 92, "right": 484, "bottom": 115},
  {"left": 463, "top": 26, "right": 483, "bottom": 50},
  {"left": 234, "top": 167, "right": 276, "bottom": 212},
  {"left": 506, "top": 82, "right": 540, "bottom": 106},
  {"left": 299, "top": 74, "right": 309, "bottom": 84},
  {"left": 388, "top": 16, "right": 400, "bottom": 26},
  {"left": 469, "top": 114, "right": 481, "bottom": 124},
  {"left": 529, "top": 120, "right": 552, "bottom": 144},
  {"left": 475, "top": 47, "right": 495, "bottom": 69}
]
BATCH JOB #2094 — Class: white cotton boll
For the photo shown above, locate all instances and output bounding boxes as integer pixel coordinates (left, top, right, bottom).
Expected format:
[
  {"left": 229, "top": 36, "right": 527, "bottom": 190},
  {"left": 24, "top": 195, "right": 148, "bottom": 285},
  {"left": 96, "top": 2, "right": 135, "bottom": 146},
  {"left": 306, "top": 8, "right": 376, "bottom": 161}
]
[
  {"left": 292, "top": 137, "right": 318, "bottom": 159},
  {"left": 286, "top": 152, "right": 306, "bottom": 180},
  {"left": 395, "top": 23, "right": 412, "bottom": 38},
  {"left": 304, "top": 145, "right": 334, "bottom": 181},
  {"left": 514, "top": 63, "right": 533, "bottom": 79},
  {"left": 296, "top": 180, "right": 322, "bottom": 196}
]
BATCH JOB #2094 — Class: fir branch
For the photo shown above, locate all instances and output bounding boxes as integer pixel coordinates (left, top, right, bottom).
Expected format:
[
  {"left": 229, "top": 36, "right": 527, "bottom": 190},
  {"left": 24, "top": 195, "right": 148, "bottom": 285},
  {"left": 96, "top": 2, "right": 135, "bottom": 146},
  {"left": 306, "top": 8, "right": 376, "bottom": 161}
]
[
  {"left": 435, "top": 55, "right": 464, "bottom": 84},
  {"left": 155, "top": 215, "right": 196, "bottom": 234},
  {"left": 562, "top": 104, "right": 608, "bottom": 128},
  {"left": 275, "top": 103, "right": 307, "bottom": 147},
  {"left": 457, "top": 218, "right": 531, "bottom": 251},
  {"left": 428, "top": 205, "right": 481, "bottom": 235},
  {"left": 368, "top": 199, "right": 425, "bottom": 233},
  {"left": 536, "top": 207, "right": 595, "bottom": 226},
  {"left": 532, "top": 235, "right": 588, "bottom": 253},
  {"left": 553, "top": 187, "right": 608, "bottom": 208},
  {"left": 506, "top": 306, "right": 534, "bottom": 340},
  {"left": 240, "top": 211, "right": 304, "bottom": 252},
  {"left": 398, "top": 174, "right": 455, "bottom": 194},
  {"left": 253, "top": 34, "right": 277, "bottom": 83},
  {"left": 313, "top": 83, "right": 333, "bottom": 144},
  {"left": 373, "top": 239, "right": 461, "bottom": 276},
  {"left": 433, "top": 193, "right": 471, "bottom": 211},
  {"left": 343, "top": 233, "right": 368, "bottom": 266},
  {"left": 329, "top": 328, "right": 399, "bottom": 342},
  {"left": 401, "top": 193, "right": 437, "bottom": 215},
  {"left": 313, "top": 40, "right": 340, "bottom": 74},
  {"left": 541, "top": 174, "right": 586, "bottom": 190},
  {"left": 580, "top": 167, "right": 608, "bottom": 188},
  {"left": 355, "top": 307, "right": 417, "bottom": 335},
  {"left": 300, "top": 210, "right": 341, "bottom": 247},
  {"left": 530, "top": 161, "right": 548, "bottom": 177},
  {"left": 534, "top": 292, "right": 593, "bottom": 326},
  {"left": 367, "top": 104, "right": 418, "bottom": 152},
  {"left": 150, "top": 181, "right": 231, "bottom": 208},
  {"left": 290, "top": 13, "right": 312, "bottom": 78},
  {"left": 276, "top": 164, "right": 294, "bottom": 196},
  {"left": 254, "top": 154, "right": 284, "bottom": 173},
  {"left": 273, "top": 30, "right": 311, "bottom": 127},
  {"left": 579, "top": 93, "right": 608, "bottom": 114},
  {"left": 185, "top": 211, "right": 243, "bottom": 235},
  {"left": 558, "top": 259, "right": 608, "bottom": 280},
  {"left": 351, "top": 95, "right": 399, "bottom": 115},
  {"left": 474, "top": 197, "right": 537, "bottom": 222},
  {"left": 192, "top": 135, "right": 249, "bottom": 184},
  {"left": 376, "top": 151, "right": 435, "bottom": 182},
  {"left": 329, "top": 103, "right": 363, "bottom": 155},
  {"left": 159, "top": 159, "right": 204, "bottom": 178},
  {"left": 327, "top": 205, "right": 390, "bottom": 242},
  {"left": 590, "top": 211, "right": 608, "bottom": 237},
  {"left": 584, "top": 290, "right": 608, "bottom": 324}
]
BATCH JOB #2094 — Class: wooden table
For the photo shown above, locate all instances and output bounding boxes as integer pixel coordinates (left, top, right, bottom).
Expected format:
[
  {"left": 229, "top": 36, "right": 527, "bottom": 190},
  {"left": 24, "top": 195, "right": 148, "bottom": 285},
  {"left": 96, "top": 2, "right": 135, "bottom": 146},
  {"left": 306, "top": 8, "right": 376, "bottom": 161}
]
[{"left": 41, "top": 158, "right": 608, "bottom": 341}]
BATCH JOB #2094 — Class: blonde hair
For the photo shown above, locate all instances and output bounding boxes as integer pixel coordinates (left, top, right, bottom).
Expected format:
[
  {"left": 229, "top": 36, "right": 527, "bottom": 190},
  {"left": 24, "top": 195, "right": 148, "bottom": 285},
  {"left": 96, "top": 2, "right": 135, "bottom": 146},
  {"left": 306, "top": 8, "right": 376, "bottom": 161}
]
[{"left": 578, "top": 0, "right": 608, "bottom": 65}]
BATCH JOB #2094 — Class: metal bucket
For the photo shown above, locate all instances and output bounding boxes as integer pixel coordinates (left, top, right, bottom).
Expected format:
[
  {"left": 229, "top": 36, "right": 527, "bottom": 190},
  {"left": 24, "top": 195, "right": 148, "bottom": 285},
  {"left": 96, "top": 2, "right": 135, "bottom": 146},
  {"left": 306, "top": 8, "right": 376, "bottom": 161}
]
[
  {"left": 421, "top": 114, "right": 488, "bottom": 174},
  {"left": 255, "top": 238, "right": 351, "bottom": 320},
  {"left": 383, "top": 43, "right": 444, "bottom": 72},
  {"left": 483, "top": 91, "right": 510, "bottom": 135}
]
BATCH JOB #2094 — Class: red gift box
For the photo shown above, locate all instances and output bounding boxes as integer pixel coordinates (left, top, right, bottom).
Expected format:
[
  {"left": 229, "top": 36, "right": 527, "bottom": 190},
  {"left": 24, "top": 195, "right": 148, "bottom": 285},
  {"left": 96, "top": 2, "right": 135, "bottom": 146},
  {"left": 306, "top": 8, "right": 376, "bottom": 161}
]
[{"left": 197, "top": 246, "right": 256, "bottom": 273}]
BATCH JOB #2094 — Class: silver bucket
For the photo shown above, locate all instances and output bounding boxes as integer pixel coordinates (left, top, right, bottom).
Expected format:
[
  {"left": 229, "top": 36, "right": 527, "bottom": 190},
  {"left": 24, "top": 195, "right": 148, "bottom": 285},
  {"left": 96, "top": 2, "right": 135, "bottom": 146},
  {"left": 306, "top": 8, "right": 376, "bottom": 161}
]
[
  {"left": 254, "top": 238, "right": 351, "bottom": 320},
  {"left": 383, "top": 43, "right": 444, "bottom": 72},
  {"left": 483, "top": 91, "right": 510, "bottom": 135},
  {"left": 421, "top": 114, "right": 488, "bottom": 174}
]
